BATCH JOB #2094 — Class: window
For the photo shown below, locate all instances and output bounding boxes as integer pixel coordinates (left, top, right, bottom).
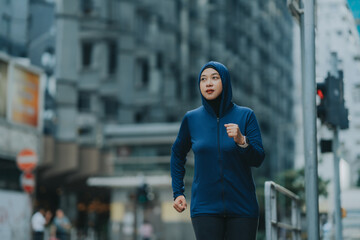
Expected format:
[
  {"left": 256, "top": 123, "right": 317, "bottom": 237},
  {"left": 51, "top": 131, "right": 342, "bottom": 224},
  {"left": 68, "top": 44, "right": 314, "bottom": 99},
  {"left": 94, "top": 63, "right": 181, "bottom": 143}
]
[
  {"left": 108, "top": 41, "right": 117, "bottom": 75},
  {"left": 82, "top": 42, "right": 93, "bottom": 68},
  {"left": 135, "top": 112, "right": 144, "bottom": 123},
  {"left": 135, "top": 109, "right": 149, "bottom": 123},
  {"left": 78, "top": 91, "right": 91, "bottom": 112},
  {"left": 81, "top": 0, "right": 94, "bottom": 15},
  {"left": 174, "top": 77, "right": 181, "bottom": 100},
  {"left": 353, "top": 84, "right": 360, "bottom": 103},
  {"left": 135, "top": 12, "right": 149, "bottom": 44},
  {"left": 156, "top": 52, "right": 163, "bottom": 69},
  {"left": 188, "top": 75, "right": 197, "bottom": 99},
  {"left": 135, "top": 58, "right": 149, "bottom": 88},
  {"left": 2, "top": 15, "right": 10, "bottom": 46},
  {"left": 103, "top": 97, "right": 118, "bottom": 119},
  {"left": 78, "top": 126, "right": 93, "bottom": 136},
  {"left": 259, "top": 120, "right": 270, "bottom": 134}
]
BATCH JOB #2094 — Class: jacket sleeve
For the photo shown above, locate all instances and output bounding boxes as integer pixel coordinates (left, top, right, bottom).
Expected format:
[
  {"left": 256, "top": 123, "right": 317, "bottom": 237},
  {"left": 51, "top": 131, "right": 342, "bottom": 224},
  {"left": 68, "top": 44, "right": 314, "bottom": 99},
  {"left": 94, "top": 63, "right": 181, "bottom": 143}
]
[
  {"left": 236, "top": 111, "right": 265, "bottom": 167},
  {"left": 171, "top": 115, "right": 192, "bottom": 200}
]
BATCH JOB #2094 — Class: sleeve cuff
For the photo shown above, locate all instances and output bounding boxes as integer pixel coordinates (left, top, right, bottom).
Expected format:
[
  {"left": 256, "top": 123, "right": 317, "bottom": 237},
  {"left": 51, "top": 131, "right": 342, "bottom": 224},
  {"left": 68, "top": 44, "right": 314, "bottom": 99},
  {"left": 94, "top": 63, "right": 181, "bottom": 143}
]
[
  {"left": 237, "top": 136, "right": 249, "bottom": 148},
  {"left": 173, "top": 193, "right": 186, "bottom": 200}
]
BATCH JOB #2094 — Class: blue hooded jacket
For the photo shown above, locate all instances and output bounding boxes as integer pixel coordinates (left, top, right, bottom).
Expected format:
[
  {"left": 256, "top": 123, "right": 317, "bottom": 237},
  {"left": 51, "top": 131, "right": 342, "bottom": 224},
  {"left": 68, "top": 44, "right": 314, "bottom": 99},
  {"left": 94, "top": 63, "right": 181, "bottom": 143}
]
[{"left": 171, "top": 61, "right": 265, "bottom": 218}]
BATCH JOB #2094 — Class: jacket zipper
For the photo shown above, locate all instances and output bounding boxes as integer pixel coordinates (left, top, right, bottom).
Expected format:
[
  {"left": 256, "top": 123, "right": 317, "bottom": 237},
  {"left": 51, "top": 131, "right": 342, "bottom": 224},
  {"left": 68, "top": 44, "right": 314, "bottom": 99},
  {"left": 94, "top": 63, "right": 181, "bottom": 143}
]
[{"left": 217, "top": 117, "right": 226, "bottom": 217}]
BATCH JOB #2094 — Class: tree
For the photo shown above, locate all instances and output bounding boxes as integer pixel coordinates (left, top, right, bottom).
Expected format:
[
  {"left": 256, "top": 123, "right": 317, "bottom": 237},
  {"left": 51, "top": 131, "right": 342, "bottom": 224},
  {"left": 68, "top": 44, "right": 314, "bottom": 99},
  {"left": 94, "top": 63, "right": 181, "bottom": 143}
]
[{"left": 276, "top": 168, "right": 330, "bottom": 210}]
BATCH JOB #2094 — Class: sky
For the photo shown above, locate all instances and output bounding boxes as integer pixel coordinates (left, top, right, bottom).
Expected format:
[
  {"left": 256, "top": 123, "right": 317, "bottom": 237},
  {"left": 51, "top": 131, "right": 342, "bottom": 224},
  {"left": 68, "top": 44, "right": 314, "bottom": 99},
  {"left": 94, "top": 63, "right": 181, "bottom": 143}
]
[{"left": 348, "top": 0, "right": 360, "bottom": 34}]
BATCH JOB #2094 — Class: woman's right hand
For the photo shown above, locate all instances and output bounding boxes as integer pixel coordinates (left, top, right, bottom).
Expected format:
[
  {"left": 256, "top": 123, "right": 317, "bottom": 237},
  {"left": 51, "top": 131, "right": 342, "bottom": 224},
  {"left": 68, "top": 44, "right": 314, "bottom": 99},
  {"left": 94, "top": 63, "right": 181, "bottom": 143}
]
[{"left": 173, "top": 195, "right": 187, "bottom": 213}]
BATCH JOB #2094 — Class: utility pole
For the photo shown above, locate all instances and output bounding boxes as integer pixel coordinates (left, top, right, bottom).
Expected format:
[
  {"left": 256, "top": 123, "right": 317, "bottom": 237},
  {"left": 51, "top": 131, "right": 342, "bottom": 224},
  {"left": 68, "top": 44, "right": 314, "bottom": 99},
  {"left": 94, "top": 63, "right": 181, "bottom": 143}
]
[
  {"left": 288, "top": 0, "right": 320, "bottom": 238},
  {"left": 332, "top": 126, "right": 343, "bottom": 240}
]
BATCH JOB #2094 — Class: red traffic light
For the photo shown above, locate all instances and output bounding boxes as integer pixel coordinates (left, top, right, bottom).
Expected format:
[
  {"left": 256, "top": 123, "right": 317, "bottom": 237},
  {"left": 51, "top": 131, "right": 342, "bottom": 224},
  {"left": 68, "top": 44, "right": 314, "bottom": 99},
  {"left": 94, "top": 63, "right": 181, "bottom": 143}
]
[{"left": 317, "top": 89, "right": 324, "bottom": 99}]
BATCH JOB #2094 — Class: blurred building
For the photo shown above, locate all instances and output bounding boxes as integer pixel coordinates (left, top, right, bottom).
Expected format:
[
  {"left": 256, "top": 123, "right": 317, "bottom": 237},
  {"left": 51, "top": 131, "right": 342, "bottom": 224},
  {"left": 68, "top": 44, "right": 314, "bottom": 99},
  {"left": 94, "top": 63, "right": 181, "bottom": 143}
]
[
  {"left": 1, "top": 0, "right": 296, "bottom": 239},
  {"left": 0, "top": 53, "right": 44, "bottom": 240},
  {"left": 0, "top": 0, "right": 29, "bottom": 57},
  {"left": 316, "top": 0, "right": 360, "bottom": 189},
  {"left": 316, "top": 0, "right": 360, "bottom": 236},
  {"left": 0, "top": 1, "right": 44, "bottom": 238}
]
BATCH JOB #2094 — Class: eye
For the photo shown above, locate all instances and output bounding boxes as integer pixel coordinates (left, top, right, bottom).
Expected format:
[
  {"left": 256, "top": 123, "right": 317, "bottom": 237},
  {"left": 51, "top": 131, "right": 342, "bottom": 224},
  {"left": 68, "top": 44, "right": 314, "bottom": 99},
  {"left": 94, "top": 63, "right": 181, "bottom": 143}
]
[
  {"left": 212, "top": 75, "right": 219, "bottom": 80},
  {"left": 201, "top": 77, "right": 206, "bottom": 81}
]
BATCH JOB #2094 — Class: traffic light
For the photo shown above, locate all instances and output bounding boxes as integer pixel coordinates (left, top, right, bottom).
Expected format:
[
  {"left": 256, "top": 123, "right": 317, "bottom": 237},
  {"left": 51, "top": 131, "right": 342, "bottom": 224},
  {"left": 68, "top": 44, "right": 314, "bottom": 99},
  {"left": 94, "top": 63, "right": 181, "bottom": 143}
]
[
  {"left": 320, "top": 139, "right": 332, "bottom": 153},
  {"left": 316, "top": 72, "right": 349, "bottom": 129},
  {"left": 137, "top": 183, "right": 155, "bottom": 204},
  {"left": 137, "top": 183, "right": 149, "bottom": 204},
  {"left": 316, "top": 82, "right": 327, "bottom": 122}
]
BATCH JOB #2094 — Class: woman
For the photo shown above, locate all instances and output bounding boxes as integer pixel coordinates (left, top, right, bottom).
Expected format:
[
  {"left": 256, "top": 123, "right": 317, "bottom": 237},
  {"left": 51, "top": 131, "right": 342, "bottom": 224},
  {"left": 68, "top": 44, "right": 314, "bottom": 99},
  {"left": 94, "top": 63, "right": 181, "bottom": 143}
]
[
  {"left": 170, "top": 61, "right": 265, "bottom": 240},
  {"left": 53, "top": 209, "right": 71, "bottom": 240}
]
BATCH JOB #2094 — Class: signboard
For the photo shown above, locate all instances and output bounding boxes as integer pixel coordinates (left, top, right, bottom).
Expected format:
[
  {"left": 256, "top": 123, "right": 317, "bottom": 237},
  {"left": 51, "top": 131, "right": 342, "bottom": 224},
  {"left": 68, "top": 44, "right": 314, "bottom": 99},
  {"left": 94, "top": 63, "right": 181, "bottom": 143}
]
[
  {"left": 8, "top": 62, "right": 43, "bottom": 128},
  {"left": 16, "top": 148, "right": 38, "bottom": 172},
  {"left": 0, "top": 58, "right": 9, "bottom": 118},
  {"left": 20, "top": 172, "right": 35, "bottom": 194}
]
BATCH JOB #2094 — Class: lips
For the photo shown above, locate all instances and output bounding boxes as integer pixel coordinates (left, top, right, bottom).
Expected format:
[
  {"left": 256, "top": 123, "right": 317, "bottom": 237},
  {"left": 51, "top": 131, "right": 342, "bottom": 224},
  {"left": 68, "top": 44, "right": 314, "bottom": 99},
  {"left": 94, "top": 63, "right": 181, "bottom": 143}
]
[{"left": 206, "top": 89, "right": 214, "bottom": 94}]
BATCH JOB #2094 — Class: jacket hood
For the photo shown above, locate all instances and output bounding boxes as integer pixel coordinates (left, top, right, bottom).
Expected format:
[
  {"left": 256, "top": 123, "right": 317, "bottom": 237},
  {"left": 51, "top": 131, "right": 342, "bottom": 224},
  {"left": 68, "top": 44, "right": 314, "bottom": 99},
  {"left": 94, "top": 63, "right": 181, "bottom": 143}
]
[{"left": 198, "top": 61, "right": 233, "bottom": 118}]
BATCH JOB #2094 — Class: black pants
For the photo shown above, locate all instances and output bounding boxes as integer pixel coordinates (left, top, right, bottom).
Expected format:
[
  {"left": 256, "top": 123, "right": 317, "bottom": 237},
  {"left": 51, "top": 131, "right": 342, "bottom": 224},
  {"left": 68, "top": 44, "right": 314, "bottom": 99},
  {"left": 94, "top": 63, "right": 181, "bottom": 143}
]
[
  {"left": 191, "top": 216, "right": 258, "bottom": 240},
  {"left": 33, "top": 231, "right": 44, "bottom": 240},
  {"left": 56, "top": 231, "right": 69, "bottom": 240}
]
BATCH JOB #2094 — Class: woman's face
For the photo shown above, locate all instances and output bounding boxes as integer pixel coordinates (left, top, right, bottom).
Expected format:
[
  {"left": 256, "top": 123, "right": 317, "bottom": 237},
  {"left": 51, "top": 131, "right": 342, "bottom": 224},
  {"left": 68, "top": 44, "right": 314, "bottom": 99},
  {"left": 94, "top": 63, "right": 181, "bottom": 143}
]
[{"left": 200, "top": 68, "right": 223, "bottom": 100}]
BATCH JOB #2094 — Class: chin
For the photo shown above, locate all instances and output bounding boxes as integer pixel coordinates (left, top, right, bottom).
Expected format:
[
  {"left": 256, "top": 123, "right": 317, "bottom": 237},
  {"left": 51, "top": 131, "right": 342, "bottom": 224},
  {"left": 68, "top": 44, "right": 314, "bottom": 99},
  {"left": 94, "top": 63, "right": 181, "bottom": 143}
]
[{"left": 205, "top": 96, "right": 217, "bottom": 100}]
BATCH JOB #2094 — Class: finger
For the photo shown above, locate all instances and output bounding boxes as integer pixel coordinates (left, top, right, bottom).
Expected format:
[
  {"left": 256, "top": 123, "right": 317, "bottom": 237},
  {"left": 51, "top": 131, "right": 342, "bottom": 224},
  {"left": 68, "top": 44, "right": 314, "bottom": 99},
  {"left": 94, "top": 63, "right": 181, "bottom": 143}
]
[
  {"left": 175, "top": 204, "right": 185, "bottom": 212},
  {"left": 227, "top": 133, "right": 236, "bottom": 138},
  {"left": 178, "top": 199, "right": 186, "bottom": 209},
  {"left": 175, "top": 199, "right": 185, "bottom": 209},
  {"left": 226, "top": 129, "right": 237, "bottom": 135},
  {"left": 173, "top": 203, "right": 182, "bottom": 212},
  {"left": 225, "top": 126, "right": 238, "bottom": 132},
  {"left": 175, "top": 205, "right": 183, "bottom": 213},
  {"left": 180, "top": 199, "right": 187, "bottom": 208},
  {"left": 174, "top": 206, "right": 181, "bottom": 213}
]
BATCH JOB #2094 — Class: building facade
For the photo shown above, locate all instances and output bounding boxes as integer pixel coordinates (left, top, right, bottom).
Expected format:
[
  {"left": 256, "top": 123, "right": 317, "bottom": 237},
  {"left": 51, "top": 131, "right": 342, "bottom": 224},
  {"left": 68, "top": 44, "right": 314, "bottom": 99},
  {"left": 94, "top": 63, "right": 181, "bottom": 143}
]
[
  {"left": 0, "top": 0, "right": 29, "bottom": 57},
  {"left": 316, "top": 0, "right": 360, "bottom": 238},
  {"left": 316, "top": 0, "right": 360, "bottom": 189}
]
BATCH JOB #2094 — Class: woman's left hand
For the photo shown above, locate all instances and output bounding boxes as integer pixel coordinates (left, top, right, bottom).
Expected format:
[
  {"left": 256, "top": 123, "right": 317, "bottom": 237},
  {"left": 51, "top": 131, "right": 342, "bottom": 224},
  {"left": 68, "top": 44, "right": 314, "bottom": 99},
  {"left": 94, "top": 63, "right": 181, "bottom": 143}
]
[{"left": 224, "top": 123, "right": 245, "bottom": 145}]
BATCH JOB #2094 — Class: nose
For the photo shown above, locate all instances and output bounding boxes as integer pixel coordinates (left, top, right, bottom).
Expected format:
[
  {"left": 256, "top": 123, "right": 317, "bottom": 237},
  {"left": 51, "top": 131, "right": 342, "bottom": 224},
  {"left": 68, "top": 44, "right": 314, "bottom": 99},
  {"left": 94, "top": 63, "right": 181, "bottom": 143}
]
[{"left": 206, "top": 78, "right": 213, "bottom": 87}]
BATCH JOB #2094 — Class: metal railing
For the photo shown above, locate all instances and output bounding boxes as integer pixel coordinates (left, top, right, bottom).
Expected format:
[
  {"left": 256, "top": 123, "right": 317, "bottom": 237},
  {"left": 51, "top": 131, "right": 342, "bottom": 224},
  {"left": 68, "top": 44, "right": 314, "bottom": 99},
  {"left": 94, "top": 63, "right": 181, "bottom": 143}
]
[{"left": 265, "top": 181, "right": 301, "bottom": 240}]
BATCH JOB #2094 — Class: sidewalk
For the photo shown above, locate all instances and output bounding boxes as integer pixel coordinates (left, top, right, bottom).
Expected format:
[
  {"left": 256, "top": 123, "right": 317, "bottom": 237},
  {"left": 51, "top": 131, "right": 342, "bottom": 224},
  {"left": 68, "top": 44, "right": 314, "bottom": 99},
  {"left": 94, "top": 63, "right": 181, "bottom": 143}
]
[{"left": 342, "top": 188, "right": 360, "bottom": 240}]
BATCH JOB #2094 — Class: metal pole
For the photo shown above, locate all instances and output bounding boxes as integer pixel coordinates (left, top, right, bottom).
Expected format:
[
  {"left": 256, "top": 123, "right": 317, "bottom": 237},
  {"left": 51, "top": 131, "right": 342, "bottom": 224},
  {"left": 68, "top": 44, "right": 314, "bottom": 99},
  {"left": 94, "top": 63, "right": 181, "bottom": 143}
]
[
  {"left": 300, "top": 0, "right": 320, "bottom": 239},
  {"left": 265, "top": 182, "right": 278, "bottom": 240},
  {"left": 333, "top": 114, "right": 343, "bottom": 240}
]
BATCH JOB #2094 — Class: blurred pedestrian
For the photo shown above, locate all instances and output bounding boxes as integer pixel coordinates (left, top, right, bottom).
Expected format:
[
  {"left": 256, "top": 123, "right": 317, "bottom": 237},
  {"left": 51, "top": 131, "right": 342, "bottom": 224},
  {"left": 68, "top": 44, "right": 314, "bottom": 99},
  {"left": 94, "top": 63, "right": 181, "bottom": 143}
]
[
  {"left": 322, "top": 220, "right": 332, "bottom": 240},
  {"left": 53, "top": 209, "right": 71, "bottom": 240},
  {"left": 140, "top": 220, "right": 153, "bottom": 240},
  {"left": 31, "top": 207, "right": 51, "bottom": 240},
  {"left": 171, "top": 61, "right": 265, "bottom": 240}
]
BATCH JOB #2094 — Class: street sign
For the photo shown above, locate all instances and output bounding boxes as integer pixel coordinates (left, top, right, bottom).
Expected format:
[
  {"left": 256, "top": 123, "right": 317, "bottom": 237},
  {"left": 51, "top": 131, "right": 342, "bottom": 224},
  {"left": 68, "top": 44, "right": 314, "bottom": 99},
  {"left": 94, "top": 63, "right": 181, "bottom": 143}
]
[
  {"left": 20, "top": 172, "right": 35, "bottom": 194},
  {"left": 16, "top": 149, "right": 38, "bottom": 172}
]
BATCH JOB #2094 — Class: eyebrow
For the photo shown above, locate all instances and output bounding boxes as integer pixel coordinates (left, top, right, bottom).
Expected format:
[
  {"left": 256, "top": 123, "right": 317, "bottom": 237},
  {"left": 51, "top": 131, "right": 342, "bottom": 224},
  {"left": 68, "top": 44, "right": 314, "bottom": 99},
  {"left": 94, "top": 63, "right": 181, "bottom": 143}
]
[{"left": 201, "top": 73, "right": 220, "bottom": 77}]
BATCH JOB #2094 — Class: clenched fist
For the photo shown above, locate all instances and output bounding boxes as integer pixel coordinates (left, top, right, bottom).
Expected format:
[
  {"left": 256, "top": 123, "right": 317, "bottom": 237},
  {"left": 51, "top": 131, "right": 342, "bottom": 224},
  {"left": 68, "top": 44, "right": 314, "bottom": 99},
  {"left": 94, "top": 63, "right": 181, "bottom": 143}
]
[
  {"left": 173, "top": 195, "right": 187, "bottom": 213},
  {"left": 224, "top": 123, "right": 245, "bottom": 145}
]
